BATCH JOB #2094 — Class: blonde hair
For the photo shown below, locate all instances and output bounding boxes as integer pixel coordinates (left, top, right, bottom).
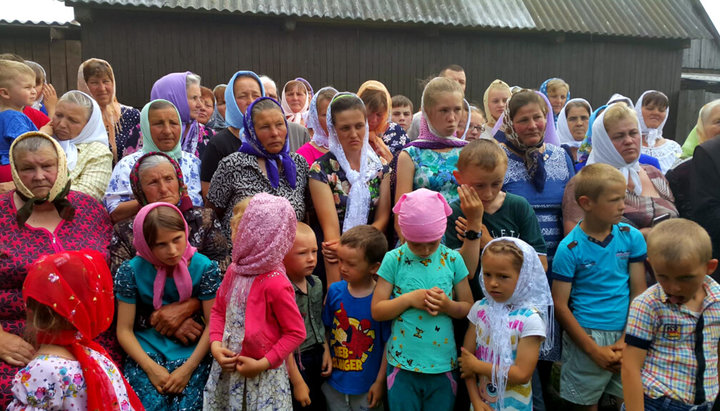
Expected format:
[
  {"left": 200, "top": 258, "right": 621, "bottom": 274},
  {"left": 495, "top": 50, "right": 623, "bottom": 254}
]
[
  {"left": 230, "top": 197, "right": 253, "bottom": 243},
  {"left": 603, "top": 103, "right": 638, "bottom": 130},
  {"left": 483, "top": 240, "right": 524, "bottom": 272},
  {"left": 573, "top": 163, "right": 626, "bottom": 203},
  {"left": 0, "top": 60, "right": 35, "bottom": 89},
  {"left": 422, "top": 77, "right": 463, "bottom": 110},
  {"left": 647, "top": 219, "right": 712, "bottom": 266},
  {"left": 546, "top": 78, "right": 569, "bottom": 95},
  {"left": 457, "top": 139, "right": 507, "bottom": 172}
]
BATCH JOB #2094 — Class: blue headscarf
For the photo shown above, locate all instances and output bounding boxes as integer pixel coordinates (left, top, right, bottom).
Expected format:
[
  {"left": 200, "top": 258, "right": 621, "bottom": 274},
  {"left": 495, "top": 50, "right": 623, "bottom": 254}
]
[
  {"left": 540, "top": 78, "right": 570, "bottom": 125},
  {"left": 239, "top": 97, "right": 297, "bottom": 189},
  {"left": 224, "top": 71, "right": 265, "bottom": 130}
]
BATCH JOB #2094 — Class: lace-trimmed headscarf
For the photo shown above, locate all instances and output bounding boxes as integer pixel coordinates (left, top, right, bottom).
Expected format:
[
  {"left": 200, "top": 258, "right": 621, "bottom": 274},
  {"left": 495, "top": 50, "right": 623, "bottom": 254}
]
[
  {"left": 478, "top": 237, "right": 554, "bottom": 410},
  {"left": 634, "top": 90, "right": 669, "bottom": 148},
  {"left": 326, "top": 92, "right": 383, "bottom": 232},
  {"left": 305, "top": 86, "right": 338, "bottom": 149}
]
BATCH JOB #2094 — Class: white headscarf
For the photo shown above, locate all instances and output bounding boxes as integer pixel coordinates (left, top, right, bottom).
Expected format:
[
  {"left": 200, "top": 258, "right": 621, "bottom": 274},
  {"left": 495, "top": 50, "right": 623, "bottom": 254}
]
[
  {"left": 587, "top": 104, "right": 642, "bottom": 195},
  {"left": 478, "top": 237, "right": 554, "bottom": 410},
  {"left": 557, "top": 98, "right": 592, "bottom": 148},
  {"left": 55, "top": 91, "right": 109, "bottom": 170},
  {"left": 607, "top": 93, "right": 633, "bottom": 106},
  {"left": 326, "top": 92, "right": 383, "bottom": 232},
  {"left": 634, "top": 90, "right": 669, "bottom": 148},
  {"left": 305, "top": 86, "right": 338, "bottom": 149}
]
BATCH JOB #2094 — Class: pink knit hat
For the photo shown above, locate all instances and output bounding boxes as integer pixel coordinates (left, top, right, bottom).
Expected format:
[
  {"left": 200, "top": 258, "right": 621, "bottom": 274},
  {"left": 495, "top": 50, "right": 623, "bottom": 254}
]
[{"left": 393, "top": 188, "right": 452, "bottom": 242}]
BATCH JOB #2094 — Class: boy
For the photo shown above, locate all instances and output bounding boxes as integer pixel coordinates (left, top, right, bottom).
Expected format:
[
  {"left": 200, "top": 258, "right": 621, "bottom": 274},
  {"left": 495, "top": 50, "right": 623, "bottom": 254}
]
[
  {"left": 552, "top": 163, "right": 648, "bottom": 410},
  {"left": 322, "top": 225, "right": 390, "bottom": 410},
  {"left": 284, "top": 222, "right": 332, "bottom": 410},
  {"left": 0, "top": 60, "right": 38, "bottom": 184},
  {"left": 391, "top": 95, "right": 413, "bottom": 132},
  {"left": 623, "top": 219, "right": 720, "bottom": 411}
]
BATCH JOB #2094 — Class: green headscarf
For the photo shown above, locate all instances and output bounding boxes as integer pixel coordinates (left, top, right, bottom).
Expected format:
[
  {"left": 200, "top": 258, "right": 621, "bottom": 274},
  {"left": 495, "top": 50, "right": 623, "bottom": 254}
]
[{"left": 140, "top": 99, "right": 183, "bottom": 161}]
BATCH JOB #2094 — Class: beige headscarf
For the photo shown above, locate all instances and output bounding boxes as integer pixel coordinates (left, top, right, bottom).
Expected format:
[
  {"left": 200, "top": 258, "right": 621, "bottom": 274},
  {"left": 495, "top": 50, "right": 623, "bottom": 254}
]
[
  {"left": 483, "top": 79, "right": 511, "bottom": 128},
  {"left": 77, "top": 58, "right": 122, "bottom": 160},
  {"left": 357, "top": 80, "right": 392, "bottom": 136}
]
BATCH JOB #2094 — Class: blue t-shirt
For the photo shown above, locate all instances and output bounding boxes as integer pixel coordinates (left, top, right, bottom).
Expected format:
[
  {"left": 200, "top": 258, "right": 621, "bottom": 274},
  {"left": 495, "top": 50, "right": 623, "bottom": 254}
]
[
  {"left": 552, "top": 223, "right": 647, "bottom": 331},
  {"left": 0, "top": 110, "right": 37, "bottom": 165},
  {"left": 377, "top": 243, "right": 469, "bottom": 373},
  {"left": 322, "top": 280, "right": 391, "bottom": 395}
]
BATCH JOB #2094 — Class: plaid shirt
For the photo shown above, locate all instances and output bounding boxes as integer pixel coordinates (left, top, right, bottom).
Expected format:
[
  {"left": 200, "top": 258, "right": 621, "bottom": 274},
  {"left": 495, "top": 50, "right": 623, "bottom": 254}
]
[{"left": 625, "top": 276, "right": 720, "bottom": 403}]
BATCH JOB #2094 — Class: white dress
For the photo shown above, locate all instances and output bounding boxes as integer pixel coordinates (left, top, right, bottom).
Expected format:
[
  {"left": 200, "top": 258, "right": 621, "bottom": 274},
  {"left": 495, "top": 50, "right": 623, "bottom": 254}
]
[{"left": 641, "top": 138, "right": 682, "bottom": 174}]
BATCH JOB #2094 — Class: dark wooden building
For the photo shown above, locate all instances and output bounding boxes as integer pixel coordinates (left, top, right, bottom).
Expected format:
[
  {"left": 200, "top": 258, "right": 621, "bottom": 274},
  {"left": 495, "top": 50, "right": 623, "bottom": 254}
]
[{"left": 68, "top": 0, "right": 712, "bottom": 140}]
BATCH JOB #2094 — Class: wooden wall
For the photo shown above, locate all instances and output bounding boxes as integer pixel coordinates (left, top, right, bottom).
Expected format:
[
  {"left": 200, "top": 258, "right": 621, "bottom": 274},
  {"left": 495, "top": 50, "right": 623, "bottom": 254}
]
[{"left": 79, "top": 8, "right": 686, "bottom": 139}]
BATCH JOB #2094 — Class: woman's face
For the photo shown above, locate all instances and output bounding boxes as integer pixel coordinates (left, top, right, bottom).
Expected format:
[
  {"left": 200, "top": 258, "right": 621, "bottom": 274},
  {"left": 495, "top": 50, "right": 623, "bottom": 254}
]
[
  {"left": 704, "top": 105, "right": 720, "bottom": 141},
  {"left": 86, "top": 74, "right": 114, "bottom": 106},
  {"left": 196, "top": 96, "right": 213, "bottom": 124},
  {"left": 215, "top": 92, "right": 226, "bottom": 119},
  {"left": 140, "top": 162, "right": 180, "bottom": 205},
  {"left": 367, "top": 110, "right": 384, "bottom": 131},
  {"left": 285, "top": 85, "right": 307, "bottom": 113},
  {"left": 547, "top": 88, "right": 568, "bottom": 116},
  {"left": 334, "top": 109, "right": 366, "bottom": 155},
  {"left": 186, "top": 83, "right": 202, "bottom": 121},
  {"left": 426, "top": 91, "right": 463, "bottom": 136},
  {"left": 254, "top": 109, "right": 287, "bottom": 154},
  {"left": 488, "top": 89, "right": 510, "bottom": 120},
  {"left": 566, "top": 106, "right": 590, "bottom": 141},
  {"left": 149, "top": 107, "right": 182, "bottom": 152},
  {"left": 512, "top": 103, "right": 546, "bottom": 147},
  {"left": 52, "top": 101, "right": 89, "bottom": 141},
  {"left": 466, "top": 111, "right": 486, "bottom": 140},
  {"left": 641, "top": 103, "right": 667, "bottom": 129},
  {"left": 607, "top": 116, "right": 642, "bottom": 163},
  {"left": 15, "top": 145, "right": 58, "bottom": 198},
  {"left": 234, "top": 77, "right": 262, "bottom": 115},
  {"left": 317, "top": 98, "right": 330, "bottom": 135}
]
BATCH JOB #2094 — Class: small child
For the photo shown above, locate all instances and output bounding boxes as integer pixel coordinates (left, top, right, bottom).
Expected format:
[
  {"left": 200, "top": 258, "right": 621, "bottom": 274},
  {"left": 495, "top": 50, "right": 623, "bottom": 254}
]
[
  {"left": 322, "top": 225, "right": 391, "bottom": 410},
  {"left": 391, "top": 95, "right": 413, "bottom": 132},
  {"left": 9, "top": 250, "right": 142, "bottom": 410},
  {"left": 622, "top": 219, "right": 720, "bottom": 411},
  {"left": 552, "top": 163, "right": 648, "bottom": 409},
  {"left": 115, "top": 202, "right": 221, "bottom": 410},
  {"left": 204, "top": 193, "right": 306, "bottom": 410},
  {"left": 0, "top": 60, "right": 38, "bottom": 182},
  {"left": 372, "top": 188, "right": 473, "bottom": 410},
  {"left": 285, "top": 222, "right": 331, "bottom": 410},
  {"left": 23, "top": 60, "right": 56, "bottom": 121},
  {"left": 459, "top": 238, "right": 553, "bottom": 411}
]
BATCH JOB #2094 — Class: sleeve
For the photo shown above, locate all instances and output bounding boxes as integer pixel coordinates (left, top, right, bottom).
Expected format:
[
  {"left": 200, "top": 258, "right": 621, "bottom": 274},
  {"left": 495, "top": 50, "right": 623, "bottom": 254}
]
[
  {"left": 452, "top": 249, "right": 469, "bottom": 285},
  {"left": 7, "top": 115, "right": 38, "bottom": 137},
  {"left": 208, "top": 277, "right": 230, "bottom": 343},
  {"left": 561, "top": 176, "right": 584, "bottom": 227},
  {"left": 563, "top": 149, "right": 576, "bottom": 180},
  {"left": 519, "top": 311, "right": 546, "bottom": 339},
  {"left": 7, "top": 362, "right": 65, "bottom": 410},
  {"left": 514, "top": 197, "right": 548, "bottom": 255},
  {"left": 200, "top": 137, "right": 222, "bottom": 182},
  {"left": 376, "top": 250, "right": 398, "bottom": 285},
  {"left": 108, "top": 223, "right": 134, "bottom": 276},
  {"left": 265, "top": 280, "right": 306, "bottom": 368},
  {"left": 467, "top": 300, "right": 483, "bottom": 324},
  {"left": 71, "top": 143, "right": 113, "bottom": 201},
  {"left": 197, "top": 260, "right": 222, "bottom": 300},
  {"left": 444, "top": 200, "right": 464, "bottom": 250},
  {"left": 207, "top": 156, "right": 233, "bottom": 210},
  {"left": 103, "top": 157, "right": 134, "bottom": 213},
  {"left": 322, "top": 284, "right": 339, "bottom": 327},
  {"left": 639, "top": 154, "right": 661, "bottom": 170},
  {"left": 183, "top": 155, "right": 204, "bottom": 207},
  {"left": 627, "top": 226, "right": 648, "bottom": 262},
  {"left": 624, "top": 292, "right": 655, "bottom": 350},
  {"left": 691, "top": 144, "right": 720, "bottom": 241},
  {"left": 114, "top": 261, "right": 138, "bottom": 303},
  {"left": 308, "top": 160, "right": 329, "bottom": 184},
  {"left": 550, "top": 240, "right": 576, "bottom": 282}
]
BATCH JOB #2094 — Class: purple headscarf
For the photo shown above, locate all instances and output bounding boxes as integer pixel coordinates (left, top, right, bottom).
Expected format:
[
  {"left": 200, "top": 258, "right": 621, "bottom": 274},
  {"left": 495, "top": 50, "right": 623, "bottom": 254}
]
[
  {"left": 150, "top": 72, "right": 200, "bottom": 155},
  {"left": 239, "top": 97, "right": 297, "bottom": 189}
]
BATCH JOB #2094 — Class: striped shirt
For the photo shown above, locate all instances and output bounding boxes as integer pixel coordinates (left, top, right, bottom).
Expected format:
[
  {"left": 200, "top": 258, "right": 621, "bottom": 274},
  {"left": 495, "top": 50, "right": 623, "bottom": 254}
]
[{"left": 625, "top": 276, "right": 720, "bottom": 403}]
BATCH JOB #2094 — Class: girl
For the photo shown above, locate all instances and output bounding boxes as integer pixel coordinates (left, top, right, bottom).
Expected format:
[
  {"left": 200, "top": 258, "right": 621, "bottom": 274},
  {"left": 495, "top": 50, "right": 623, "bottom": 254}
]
[
  {"left": 480, "top": 80, "right": 511, "bottom": 140},
  {"left": 203, "top": 193, "right": 306, "bottom": 410},
  {"left": 297, "top": 86, "right": 339, "bottom": 165},
  {"left": 357, "top": 80, "right": 409, "bottom": 160},
  {"left": 634, "top": 90, "right": 681, "bottom": 174},
  {"left": 539, "top": 78, "right": 570, "bottom": 125},
  {"left": 115, "top": 202, "right": 221, "bottom": 410},
  {"left": 459, "top": 238, "right": 553, "bottom": 411},
  {"left": 9, "top": 250, "right": 143, "bottom": 410},
  {"left": 282, "top": 79, "right": 310, "bottom": 126}
]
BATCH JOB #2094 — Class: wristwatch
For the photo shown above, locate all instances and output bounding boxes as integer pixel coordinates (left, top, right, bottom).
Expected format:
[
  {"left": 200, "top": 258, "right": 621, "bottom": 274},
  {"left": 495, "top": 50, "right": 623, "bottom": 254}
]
[{"left": 464, "top": 230, "right": 481, "bottom": 240}]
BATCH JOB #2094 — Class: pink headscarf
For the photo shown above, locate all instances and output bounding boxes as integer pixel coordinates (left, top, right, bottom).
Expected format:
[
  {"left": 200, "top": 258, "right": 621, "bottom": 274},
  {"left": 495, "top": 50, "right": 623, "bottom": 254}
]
[
  {"left": 394, "top": 188, "right": 452, "bottom": 242},
  {"left": 133, "top": 202, "right": 196, "bottom": 310}
]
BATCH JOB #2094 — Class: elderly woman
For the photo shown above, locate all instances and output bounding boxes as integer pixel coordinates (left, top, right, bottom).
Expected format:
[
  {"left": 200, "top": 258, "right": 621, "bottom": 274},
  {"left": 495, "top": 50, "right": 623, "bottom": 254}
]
[
  {"left": 0, "top": 132, "right": 113, "bottom": 407},
  {"left": 357, "top": 80, "right": 409, "bottom": 161},
  {"left": 105, "top": 99, "right": 202, "bottom": 223},
  {"left": 78, "top": 58, "right": 141, "bottom": 164},
  {"left": 151, "top": 71, "right": 215, "bottom": 159},
  {"left": 207, "top": 97, "right": 309, "bottom": 241},
  {"left": 49, "top": 90, "right": 113, "bottom": 200},
  {"left": 563, "top": 103, "right": 678, "bottom": 236}
]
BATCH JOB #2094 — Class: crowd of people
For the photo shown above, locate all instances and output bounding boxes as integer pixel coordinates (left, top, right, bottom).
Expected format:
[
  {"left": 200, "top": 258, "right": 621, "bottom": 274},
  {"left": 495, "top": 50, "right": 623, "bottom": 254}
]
[{"left": 1, "top": 52, "right": 720, "bottom": 411}]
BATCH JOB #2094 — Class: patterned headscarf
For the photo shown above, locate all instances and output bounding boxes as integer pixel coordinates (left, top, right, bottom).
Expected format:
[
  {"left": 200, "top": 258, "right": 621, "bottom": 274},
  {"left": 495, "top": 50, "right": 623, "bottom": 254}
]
[
  {"left": 326, "top": 92, "right": 383, "bottom": 232},
  {"left": 557, "top": 98, "right": 592, "bottom": 149},
  {"left": 130, "top": 151, "right": 193, "bottom": 212},
  {"left": 239, "top": 97, "right": 297, "bottom": 189},
  {"left": 539, "top": 77, "right": 570, "bottom": 125},
  {"left": 150, "top": 71, "right": 200, "bottom": 155},
  {"left": 281, "top": 79, "right": 311, "bottom": 124},
  {"left": 23, "top": 250, "right": 144, "bottom": 411},
  {"left": 10, "top": 132, "right": 74, "bottom": 228},
  {"left": 224, "top": 71, "right": 265, "bottom": 130},
  {"left": 305, "top": 86, "right": 338, "bottom": 149},
  {"left": 140, "top": 99, "right": 183, "bottom": 161},
  {"left": 478, "top": 237, "right": 554, "bottom": 410},
  {"left": 634, "top": 90, "right": 669, "bottom": 148},
  {"left": 133, "top": 202, "right": 197, "bottom": 310},
  {"left": 502, "top": 90, "right": 548, "bottom": 192}
]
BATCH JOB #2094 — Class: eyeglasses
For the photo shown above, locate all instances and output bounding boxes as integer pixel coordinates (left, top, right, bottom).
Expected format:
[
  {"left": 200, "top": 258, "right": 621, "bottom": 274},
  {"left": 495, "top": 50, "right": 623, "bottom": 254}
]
[{"left": 469, "top": 124, "right": 485, "bottom": 133}]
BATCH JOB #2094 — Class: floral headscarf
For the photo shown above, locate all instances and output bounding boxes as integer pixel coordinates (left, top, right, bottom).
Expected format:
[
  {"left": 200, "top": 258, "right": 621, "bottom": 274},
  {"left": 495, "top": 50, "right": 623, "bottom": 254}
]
[{"left": 130, "top": 151, "right": 193, "bottom": 212}]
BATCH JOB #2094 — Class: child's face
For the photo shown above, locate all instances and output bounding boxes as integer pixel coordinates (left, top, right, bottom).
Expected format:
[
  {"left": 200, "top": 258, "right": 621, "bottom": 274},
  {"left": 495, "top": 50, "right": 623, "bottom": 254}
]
[
  {"left": 454, "top": 164, "right": 506, "bottom": 208},
  {"left": 466, "top": 111, "right": 486, "bottom": 140},
  {"left": 337, "top": 244, "right": 376, "bottom": 284},
  {"left": 426, "top": 91, "right": 463, "bottom": 137},
  {"left": 151, "top": 228, "right": 187, "bottom": 266},
  {"left": 283, "top": 231, "right": 318, "bottom": 280},
  {"left": 487, "top": 89, "right": 510, "bottom": 120},
  {"left": 482, "top": 251, "right": 520, "bottom": 303},
  {"left": 2, "top": 73, "right": 36, "bottom": 108},
  {"left": 651, "top": 257, "right": 717, "bottom": 305},
  {"left": 316, "top": 98, "right": 330, "bottom": 135},
  {"left": 32, "top": 79, "right": 43, "bottom": 103},
  {"left": 406, "top": 239, "right": 441, "bottom": 259},
  {"left": 582, "top": 182, "right": 626, "bottom": 225},
  {"left": 547, "top": 88, "right": 568, "bottom": 116},
  {"left": 391, "top": 105, "right": 412, "bottom": 131}
]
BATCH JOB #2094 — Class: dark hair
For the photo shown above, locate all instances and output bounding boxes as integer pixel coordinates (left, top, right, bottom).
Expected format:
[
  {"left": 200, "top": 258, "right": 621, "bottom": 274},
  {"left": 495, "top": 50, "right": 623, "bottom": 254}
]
[
  {"left": 330, "top": 95, "right": 367, "bottom": 124},
  {"left": 565, "top": 100, "right": 591, "bottom": 116},
  {"left": 391, "top": 95, "right": 413, "bottom": 110},
  {"left": 340, "top": 225, "right": 388, "bottom": 265},
  {"left": 82, "top": 59, "right": 114, "bottom": 83},
  {"left": 25, "top": 298, "right": 75, "bottom": 347},
  {"left": 642, "top": 91, "right": 669, "bottom": 111},
  {"left": 359, "top": 88, "right": 388, "bottom": 115},
  {"left": 508, "top": 90, "right": 547, "bottom": 120},
  {"left": 143, "top": 206, "right": 186, "bottom": 247},
  {"left": 439, "top": 64, "right": 465, "bottom": 75}
]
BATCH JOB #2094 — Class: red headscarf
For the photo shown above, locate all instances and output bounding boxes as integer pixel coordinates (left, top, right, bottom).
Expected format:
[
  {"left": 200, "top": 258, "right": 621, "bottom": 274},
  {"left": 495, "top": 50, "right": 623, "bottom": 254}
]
[{"left": 22, "top": 250, "right": 144, "bottom": 411}]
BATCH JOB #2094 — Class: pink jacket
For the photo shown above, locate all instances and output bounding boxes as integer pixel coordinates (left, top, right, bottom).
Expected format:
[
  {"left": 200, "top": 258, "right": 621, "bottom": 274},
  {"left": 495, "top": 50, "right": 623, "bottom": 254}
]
[{"left": 209, "top": 270, "right": 306, "bottom": 369}]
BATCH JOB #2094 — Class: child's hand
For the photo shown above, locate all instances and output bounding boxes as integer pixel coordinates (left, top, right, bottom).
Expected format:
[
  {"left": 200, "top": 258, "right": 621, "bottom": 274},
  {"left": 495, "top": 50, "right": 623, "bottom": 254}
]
[
  {"left": 42, "top": 84, "right": 57, "bottom": 111},
  {"left": 458, "top": 347, "right": 480, "bottom": 378},
  {"left": 147, "top": 363, "right": 171, "bottom": 394},
  {"left": 163, "top": 363, "right": 192, "bottom": 394},
  {"left": 455, "top": 216, "right": 468, "bottom": 242},
  {"left": 472, "top": 399, "right": 494, "bottom": 411},
  {"left": 321, "top": 239, "right": 339, "bottom": 263},
  {"left": 404, "top": 289, "right": 429, "bottom": 311},
  {"left": 367, "top": 379, "right": 385, "bottom": 408},
  {"left": 235, "top": 356, "right": 270, "bottom": 378},
  {"left": 458, "top": 184, "right": 485, "bottom": 226},
  {"left": 210, "top": 341, "right": 238, "bottom": 372},
  {"left": 589, "top": 344, "right": 621, "bottom": 372},
  {"left": 292, "top": 380, "right": 311, "bottom": 407},
  {"left": 424, "top": 287, "right": 451, "bottom": 316},
  {"left": 321, "top": 346, "right": 333, "bottom": 377}
]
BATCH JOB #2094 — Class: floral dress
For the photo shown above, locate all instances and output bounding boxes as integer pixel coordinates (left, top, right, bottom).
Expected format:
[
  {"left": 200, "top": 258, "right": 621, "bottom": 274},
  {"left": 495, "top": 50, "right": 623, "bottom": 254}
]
[
  {"left": 403, "top": 146, "right": 462, "bottom": 204},
  {"left": 115, "top": 106, "right": 142, "bottom": 163}
]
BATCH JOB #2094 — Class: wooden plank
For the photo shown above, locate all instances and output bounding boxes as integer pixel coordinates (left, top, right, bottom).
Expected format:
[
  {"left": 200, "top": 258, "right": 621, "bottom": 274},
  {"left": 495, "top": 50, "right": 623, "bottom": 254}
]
[{"left": 49, "top": 39, "right": 67, "bottom": 94}]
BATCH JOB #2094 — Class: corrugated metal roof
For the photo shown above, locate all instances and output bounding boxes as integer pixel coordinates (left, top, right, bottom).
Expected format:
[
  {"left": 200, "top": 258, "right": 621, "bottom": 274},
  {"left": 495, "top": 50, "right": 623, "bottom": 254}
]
[
  {"left": 64, "top": 0, "right": 712, "bottom": 39},
  {"left": 1, "top": 0, "right": 77, "bottom": 26}
]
